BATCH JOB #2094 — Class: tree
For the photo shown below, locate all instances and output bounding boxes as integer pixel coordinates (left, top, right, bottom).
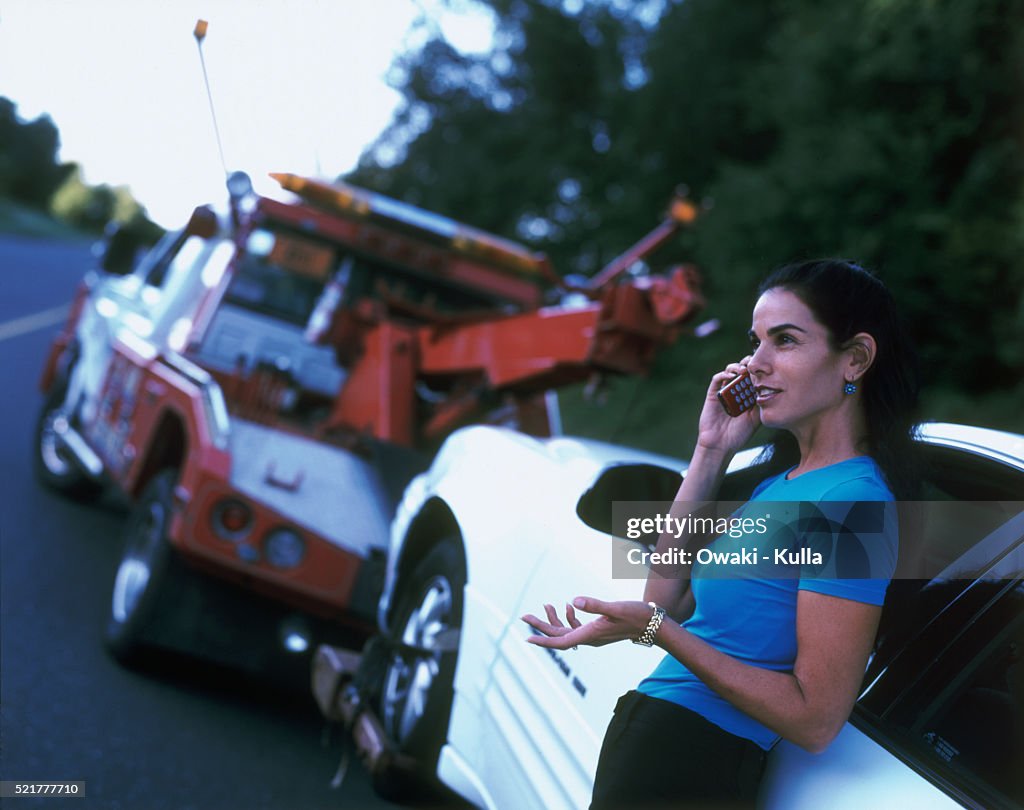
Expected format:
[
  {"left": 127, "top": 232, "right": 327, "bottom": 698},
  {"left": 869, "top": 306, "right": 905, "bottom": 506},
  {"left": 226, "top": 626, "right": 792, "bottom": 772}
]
[
  {"left": 349, "top": 1, "right": 677, "bottom": 275},
  {"left": 345, "top": 0, "right": 1024, "bottom": 445},
  {"left": 1, "top": 96, "right": 163, "bottom": 239},
  {"left": 692, "top": 0, "right": 1024, "bottom": 387},
  {"left": 50, "top": 164, "right": 160, "bottom": 237},
  {"left": 0, "top": 97, "right": 74, "bottom": 208}
]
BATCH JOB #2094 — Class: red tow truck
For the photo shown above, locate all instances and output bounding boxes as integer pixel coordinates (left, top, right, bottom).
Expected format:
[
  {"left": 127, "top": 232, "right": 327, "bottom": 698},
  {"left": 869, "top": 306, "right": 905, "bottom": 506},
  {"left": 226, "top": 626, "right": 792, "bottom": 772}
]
[{"left": 36, "top": 171, "right": 705, "bottom": 670}]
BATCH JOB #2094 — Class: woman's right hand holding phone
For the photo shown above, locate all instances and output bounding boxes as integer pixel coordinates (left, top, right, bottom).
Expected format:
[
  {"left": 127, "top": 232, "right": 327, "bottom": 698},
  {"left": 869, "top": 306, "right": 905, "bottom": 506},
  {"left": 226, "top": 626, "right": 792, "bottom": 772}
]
[{"left": 696, "top": 358, "right": 761, "bottom": 456}]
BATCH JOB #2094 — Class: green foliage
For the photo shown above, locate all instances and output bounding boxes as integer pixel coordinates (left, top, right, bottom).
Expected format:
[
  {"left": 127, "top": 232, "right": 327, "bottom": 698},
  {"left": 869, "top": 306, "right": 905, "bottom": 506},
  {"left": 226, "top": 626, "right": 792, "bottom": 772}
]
[
  {"left": 50, "top": 164, "right": 153, "bottom": 235},
  {"left": 1, "top": 96, "right": 162, "bottom": 239},
  {"left": 692, "top": 0, "right": 1024, "bottom": 390},
  {"left": 0, "top": 98, "right": 74, "bottom": 209},
  {"left": 349, "top": 1, "right": 664, "bottom": 275},
  {"left": 348, "top": 0, "right": 1024, "bottom": 444}
]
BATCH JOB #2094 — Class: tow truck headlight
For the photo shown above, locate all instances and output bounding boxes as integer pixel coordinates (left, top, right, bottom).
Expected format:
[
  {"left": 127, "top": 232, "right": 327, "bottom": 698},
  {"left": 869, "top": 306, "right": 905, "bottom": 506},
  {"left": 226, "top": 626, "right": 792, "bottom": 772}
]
[
  {"left": 264, "top": 527, "right": 306, "bottom": 569},
  {"left": 212, "top": 499, "right": 253, "bottom": 541}
]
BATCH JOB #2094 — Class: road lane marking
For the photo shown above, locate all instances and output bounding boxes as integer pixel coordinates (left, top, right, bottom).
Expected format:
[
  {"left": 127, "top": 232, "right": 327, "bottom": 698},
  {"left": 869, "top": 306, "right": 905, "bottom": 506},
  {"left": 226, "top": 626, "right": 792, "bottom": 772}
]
[{"left": 0, "top": 304, "right": 71, "bottom": 343}]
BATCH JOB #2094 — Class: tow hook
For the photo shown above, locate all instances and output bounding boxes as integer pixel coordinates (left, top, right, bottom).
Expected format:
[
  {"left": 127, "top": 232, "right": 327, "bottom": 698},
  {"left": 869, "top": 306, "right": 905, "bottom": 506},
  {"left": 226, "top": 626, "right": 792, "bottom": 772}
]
[{"left": 311, "top": 643, "right": 417, "bottom": 787}]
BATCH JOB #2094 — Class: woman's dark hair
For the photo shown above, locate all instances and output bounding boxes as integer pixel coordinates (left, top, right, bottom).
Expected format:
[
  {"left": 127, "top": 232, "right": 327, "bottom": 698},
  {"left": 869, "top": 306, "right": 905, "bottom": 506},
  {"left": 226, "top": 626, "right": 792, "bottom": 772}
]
[{"left": 754, "top": 259, "right": 921, "bottom": 499}]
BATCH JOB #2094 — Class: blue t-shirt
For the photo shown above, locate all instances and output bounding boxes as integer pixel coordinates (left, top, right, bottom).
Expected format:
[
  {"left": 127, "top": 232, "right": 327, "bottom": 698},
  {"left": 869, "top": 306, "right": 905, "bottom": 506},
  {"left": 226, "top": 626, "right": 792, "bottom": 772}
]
[{"left": 637, "top": 455, "right": 898, "bottom": 750}]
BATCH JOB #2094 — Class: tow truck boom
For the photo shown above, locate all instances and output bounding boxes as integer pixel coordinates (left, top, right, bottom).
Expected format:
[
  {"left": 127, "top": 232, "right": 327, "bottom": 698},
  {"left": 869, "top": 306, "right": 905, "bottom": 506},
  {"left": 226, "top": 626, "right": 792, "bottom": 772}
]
[{"left": 269, "top": 174, "right": 705, "bottom": 447}]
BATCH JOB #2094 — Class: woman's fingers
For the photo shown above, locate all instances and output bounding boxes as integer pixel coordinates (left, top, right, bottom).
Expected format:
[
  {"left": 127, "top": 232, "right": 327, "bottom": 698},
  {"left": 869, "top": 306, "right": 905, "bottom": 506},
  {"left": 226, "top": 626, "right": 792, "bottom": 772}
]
[
  {"left": 708, "top": 370, "right": 742, "bottom": 397},
  {"left": 521, "top": 612, "right": 564, "bottom": 637},
  {"left": 709, "top": 358, "right": 753, "bottom": 392},
  {"left": 708, "top": 369, "right": 734, "bottom": 387},
  {"left": 526, "top": 621, "right": 599, "bottom": 649},
  {"left": 526, "top": 630, "right": 580, "bottom": 650},
  {"left": 521, "top": 598, "right": 644, "bottom": 648},
  {"left": 571, "top": 596, "right": 616, "bottom": 616}
]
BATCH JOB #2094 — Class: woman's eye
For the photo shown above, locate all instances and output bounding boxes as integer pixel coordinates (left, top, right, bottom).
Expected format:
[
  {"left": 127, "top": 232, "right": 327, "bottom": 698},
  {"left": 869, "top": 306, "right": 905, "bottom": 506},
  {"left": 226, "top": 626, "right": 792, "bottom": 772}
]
[{"left": 776, "top": 333, "right": 795, "bottom": 346}]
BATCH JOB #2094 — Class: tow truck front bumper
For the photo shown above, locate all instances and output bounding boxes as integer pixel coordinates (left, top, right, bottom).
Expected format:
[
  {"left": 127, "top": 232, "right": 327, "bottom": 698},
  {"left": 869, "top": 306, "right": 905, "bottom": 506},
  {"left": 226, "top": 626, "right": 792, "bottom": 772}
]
[
  {"left": 311, "top": 643, "right": 418, "bottom": 781},
  {"left": 51, "top": 414, "right": 105, "bottom": 479}
]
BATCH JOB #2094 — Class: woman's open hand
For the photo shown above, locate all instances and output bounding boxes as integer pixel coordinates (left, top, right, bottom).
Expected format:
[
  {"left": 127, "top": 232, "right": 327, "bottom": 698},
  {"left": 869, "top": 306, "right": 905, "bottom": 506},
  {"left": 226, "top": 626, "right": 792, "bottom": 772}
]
[{"left": 521, "top": 597, "right": 655, "bottom": 650}]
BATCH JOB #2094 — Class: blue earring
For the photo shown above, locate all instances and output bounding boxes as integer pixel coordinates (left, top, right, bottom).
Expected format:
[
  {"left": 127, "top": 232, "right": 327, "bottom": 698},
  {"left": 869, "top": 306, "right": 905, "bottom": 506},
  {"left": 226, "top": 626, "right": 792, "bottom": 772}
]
[{"left": 844, "top": 381, "right": 857, "bottom": 395}]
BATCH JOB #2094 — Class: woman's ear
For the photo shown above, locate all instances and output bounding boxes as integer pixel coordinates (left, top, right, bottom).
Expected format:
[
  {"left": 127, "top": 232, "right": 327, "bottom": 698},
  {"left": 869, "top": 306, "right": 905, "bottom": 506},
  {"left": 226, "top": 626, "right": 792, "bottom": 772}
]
[{"left": 843, "top": 332, "right": 877, "bottom": 381}]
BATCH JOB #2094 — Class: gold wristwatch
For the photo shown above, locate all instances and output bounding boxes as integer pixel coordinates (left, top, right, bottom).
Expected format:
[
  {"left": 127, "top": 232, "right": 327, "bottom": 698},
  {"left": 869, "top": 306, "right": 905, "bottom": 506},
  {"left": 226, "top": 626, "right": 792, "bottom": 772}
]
[{"left": 632, "top": 601, "right": 666, "bottom": 647}]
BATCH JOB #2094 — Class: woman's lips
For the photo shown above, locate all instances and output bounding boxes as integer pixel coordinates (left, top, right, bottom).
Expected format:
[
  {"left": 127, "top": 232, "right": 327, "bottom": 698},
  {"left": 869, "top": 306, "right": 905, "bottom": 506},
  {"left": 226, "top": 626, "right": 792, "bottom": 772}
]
[{"left": 756, "top": 387, "right": 781, "bottom": 404}]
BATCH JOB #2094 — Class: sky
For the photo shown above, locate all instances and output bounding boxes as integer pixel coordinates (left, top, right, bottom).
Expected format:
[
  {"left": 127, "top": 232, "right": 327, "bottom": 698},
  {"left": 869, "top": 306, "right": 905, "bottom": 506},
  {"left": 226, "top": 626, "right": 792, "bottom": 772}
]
[{"left": 0, "top": 0, "right": 494, "bottom": 227}]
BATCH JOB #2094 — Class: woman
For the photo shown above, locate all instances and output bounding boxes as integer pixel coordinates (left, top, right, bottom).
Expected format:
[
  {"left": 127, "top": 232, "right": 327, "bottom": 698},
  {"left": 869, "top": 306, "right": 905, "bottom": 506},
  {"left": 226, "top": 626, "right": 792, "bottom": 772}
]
[{"left": 522, "top": 259, "right": 919, "bottom": 809}]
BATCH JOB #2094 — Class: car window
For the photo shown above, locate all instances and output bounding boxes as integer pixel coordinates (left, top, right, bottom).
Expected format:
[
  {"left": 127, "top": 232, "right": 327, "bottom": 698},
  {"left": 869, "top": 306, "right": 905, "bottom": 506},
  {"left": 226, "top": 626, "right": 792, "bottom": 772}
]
[
  {"left": 139, "top": 233, "right": 191, "bottom": 289},
  {"left": 876, "top": 579, "right": 1024, "bottom": 809},
  {"left": 870, "top": 444, "right": 1024, "bottom": 671},
  {"left": 905, "top": 446, "right": 1023, "bottom": 575}
]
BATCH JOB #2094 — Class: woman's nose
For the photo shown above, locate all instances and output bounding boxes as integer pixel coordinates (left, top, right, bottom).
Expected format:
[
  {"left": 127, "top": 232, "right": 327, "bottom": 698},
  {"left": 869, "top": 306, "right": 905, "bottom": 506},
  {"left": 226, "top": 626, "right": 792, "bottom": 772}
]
[{"left": 747, "top": 346, "right": 768, "bottom": 377}]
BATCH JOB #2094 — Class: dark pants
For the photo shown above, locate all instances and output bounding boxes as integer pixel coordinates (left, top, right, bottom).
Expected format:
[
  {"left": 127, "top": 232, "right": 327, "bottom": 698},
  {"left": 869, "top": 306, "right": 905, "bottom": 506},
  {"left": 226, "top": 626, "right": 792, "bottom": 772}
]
[{"left": 590, "top": 691, "right": 767, "bottom": 810}]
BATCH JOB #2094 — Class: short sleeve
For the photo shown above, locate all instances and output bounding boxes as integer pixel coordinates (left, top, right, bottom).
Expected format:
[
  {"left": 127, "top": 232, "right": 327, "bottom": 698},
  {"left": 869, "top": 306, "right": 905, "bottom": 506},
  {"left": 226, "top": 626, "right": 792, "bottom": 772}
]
[
  {"left": 797, "top": 478, "right": 898, "bottom": 606},
  {"left": 799, "top": 577, "right": 890, "bottom": 606}
]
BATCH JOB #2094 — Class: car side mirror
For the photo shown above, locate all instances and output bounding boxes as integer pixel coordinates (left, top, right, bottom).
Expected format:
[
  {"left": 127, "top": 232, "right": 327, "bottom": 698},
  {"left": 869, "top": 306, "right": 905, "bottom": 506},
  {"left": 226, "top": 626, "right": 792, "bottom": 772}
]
[{"left": 576, "top": 463, "right": 684, "bottom": 536}]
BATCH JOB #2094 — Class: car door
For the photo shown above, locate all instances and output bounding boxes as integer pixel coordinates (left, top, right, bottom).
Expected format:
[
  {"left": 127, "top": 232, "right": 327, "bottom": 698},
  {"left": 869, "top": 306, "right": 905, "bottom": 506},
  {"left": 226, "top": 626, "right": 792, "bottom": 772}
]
[
  {"left": 68, "top": 230, "right": 194, "bottom": 425},
  {"left": 760, "top": 516, "right": 1024, "bottom": 810},
  {"left": 480, "top": 461, "right": 687, "bottom": 810}
]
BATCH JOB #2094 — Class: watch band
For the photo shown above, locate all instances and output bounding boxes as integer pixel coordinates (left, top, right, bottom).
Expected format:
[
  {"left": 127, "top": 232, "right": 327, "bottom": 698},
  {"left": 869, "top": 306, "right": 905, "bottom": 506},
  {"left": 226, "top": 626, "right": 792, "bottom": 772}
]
[{"left": 632, "top": 601, "right": 666, "bottom": 647}]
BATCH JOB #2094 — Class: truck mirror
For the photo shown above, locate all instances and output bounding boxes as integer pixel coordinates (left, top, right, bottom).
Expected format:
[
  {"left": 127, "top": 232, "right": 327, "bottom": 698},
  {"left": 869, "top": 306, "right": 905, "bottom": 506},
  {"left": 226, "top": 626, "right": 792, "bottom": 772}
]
[{"left": 95, "top": 224, "right": 141, "bottom": 276}]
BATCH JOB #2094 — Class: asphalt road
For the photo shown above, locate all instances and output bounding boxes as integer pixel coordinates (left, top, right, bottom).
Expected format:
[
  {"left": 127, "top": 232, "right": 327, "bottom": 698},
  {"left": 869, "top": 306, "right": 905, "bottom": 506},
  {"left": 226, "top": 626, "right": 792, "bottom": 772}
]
[{"left": 0, "top": 234, "right": 400, "bottom": 810}]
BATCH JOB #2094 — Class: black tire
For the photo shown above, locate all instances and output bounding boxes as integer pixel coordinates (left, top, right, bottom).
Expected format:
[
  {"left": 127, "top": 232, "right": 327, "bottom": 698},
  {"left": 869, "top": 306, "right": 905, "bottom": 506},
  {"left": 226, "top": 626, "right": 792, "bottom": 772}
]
[
  {"left": 105, "top": 471, "right": 182, "bottom": 664},
  {"left": 373, "top": 537, "right": 465, "bottom": 802},
  {"left": 33, "top": 382, "right": 102, "bottom": 500}
]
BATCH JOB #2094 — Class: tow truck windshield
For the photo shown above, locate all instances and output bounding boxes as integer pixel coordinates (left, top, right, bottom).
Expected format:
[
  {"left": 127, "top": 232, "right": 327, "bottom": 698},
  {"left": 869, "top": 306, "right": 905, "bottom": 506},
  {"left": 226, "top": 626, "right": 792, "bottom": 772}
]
[{"left": 224, "top": 229, "right": 335, "bottom": 327}]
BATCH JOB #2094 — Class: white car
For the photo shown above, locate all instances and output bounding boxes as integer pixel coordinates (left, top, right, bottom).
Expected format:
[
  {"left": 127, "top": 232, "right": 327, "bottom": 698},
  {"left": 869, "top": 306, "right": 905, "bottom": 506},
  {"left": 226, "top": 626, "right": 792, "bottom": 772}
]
[{"left": 370, "top": 422, "right": 1024, "bottom": 810}]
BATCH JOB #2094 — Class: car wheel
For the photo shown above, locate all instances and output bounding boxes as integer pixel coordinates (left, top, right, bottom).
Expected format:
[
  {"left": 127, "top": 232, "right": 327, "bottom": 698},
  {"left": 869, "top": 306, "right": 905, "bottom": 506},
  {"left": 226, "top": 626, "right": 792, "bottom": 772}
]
[
  {"left": 375, "top": 537, "right": 465, "bottom": 800},
  {"left": 33, "top": 381, "right": 102, "bottom": 500},
  {"left": 105, "top": 470, "right": 182, "bottom": 664}
]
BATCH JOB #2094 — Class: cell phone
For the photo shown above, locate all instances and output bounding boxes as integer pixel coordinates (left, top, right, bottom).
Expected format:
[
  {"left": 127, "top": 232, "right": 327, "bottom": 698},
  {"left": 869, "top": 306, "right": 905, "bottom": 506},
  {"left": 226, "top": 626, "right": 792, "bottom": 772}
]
[{"left": 717, "top": 369, "right": 756, "bottom": 417}]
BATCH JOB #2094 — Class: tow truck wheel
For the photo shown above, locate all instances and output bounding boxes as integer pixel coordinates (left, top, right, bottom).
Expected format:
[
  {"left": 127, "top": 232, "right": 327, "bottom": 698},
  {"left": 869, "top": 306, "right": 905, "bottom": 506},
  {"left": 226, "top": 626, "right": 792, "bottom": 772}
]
[
  {"left": 376, "top": 537, "right": 465, "bottom": 801},
  {"left": 105, "top": 471, "right": 182, "bottom": 664},
  {"left": 33, "top": 383, "right": 101, "bottom": 500}
]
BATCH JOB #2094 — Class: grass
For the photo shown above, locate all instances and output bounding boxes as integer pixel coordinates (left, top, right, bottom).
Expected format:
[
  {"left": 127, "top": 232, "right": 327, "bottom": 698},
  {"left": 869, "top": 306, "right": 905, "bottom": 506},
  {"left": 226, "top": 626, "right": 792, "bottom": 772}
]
[
  {"left": 559, "top": 340, "right": 1024, "bottom": 454},
  {"left": 558, "top": 337, "right": 729, "bottom": 458},
  {"left": 0, "top": 198, "right": 90, "bottom": 241}
]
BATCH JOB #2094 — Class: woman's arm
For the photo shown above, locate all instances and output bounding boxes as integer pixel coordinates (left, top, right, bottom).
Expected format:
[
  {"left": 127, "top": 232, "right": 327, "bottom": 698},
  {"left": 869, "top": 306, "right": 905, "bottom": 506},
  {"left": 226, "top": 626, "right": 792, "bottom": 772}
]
[
  {"left": 642, "top": 444, "right": 733, "bottom": 621},
  {"left": 643, "top": 360, "right": 760, "bottom": 620},
  {"left": 524, "top": 591, "right": 881, "bottom": 753},
  {"left": 652, "top": 590, "right": 880, "bottom": 752}
]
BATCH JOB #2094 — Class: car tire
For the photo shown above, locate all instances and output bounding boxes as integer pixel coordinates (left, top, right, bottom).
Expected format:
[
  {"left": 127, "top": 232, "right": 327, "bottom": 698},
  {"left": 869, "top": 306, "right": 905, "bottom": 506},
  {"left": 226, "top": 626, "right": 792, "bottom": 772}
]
[
  {"left": 33, "top": 381, "right": 102, "bottom": 500},
  {"left": 105, "top": 470, "right": 183, "bottom": 664},
  {"left": 374, "top": 537, "right": 465, "bottom": 802}
]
